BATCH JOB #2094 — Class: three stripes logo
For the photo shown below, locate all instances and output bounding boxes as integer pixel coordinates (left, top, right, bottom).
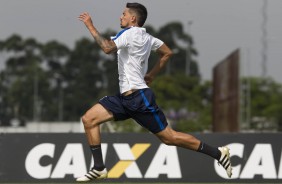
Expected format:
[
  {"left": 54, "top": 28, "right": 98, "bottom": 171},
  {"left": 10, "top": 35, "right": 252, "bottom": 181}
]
[{"left": 217, "top": 147, "right": 232, "bottom": 178}]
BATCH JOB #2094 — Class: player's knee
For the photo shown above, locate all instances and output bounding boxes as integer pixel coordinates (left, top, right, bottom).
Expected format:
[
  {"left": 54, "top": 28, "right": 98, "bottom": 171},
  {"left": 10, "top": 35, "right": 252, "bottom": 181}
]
[
  {"left": 160, "top": 137, "right": 175, "bottom": 146},
  {"left": 81, "top": 115, "right": 89, "bottom": 127},
  {"left": 81, "top": 113, "right": 96, "bottom": 128}
]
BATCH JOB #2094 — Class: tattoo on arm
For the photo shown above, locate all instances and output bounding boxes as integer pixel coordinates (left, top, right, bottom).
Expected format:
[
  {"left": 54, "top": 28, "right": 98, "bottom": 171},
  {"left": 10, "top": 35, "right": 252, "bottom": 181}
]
[{"left": 94, "top": 33, "right": 117, "bottom": 53}]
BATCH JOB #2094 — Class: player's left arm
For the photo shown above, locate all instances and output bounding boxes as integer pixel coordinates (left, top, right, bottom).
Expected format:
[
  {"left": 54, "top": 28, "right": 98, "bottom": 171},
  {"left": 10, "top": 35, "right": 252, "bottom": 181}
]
[
  {"left": 78, "top": 12, "right": 117, "bottom": 54},
  {"left": 145, "top": 43, "right": 173, "bottom": 85}
]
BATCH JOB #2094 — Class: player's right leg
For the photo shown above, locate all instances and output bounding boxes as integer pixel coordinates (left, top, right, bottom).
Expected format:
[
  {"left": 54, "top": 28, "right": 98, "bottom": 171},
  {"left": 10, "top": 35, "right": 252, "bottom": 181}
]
[
  {"left": 77, "top": 103, "right": 114, "bottom": 182},
  {"left": 155, "top": 127, "right": 232, "bottom": 178},
  {"left": 77, "top": 94, "right": 130, "bottom": 182},
  {"left": 218, "top": 146, "right": 232, "bottom": 178},
  {"left": 81, "top": 103, "right": 114, "bottom": 147},
  {"left": 76, "top": 167, "right": 108, "bottom": 182}
]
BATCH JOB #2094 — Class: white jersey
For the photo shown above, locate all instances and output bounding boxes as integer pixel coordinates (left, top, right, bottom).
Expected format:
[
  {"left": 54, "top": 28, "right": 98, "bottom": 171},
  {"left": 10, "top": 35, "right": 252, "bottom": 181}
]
[{"left": 112, "top": 27, "right": 164, "bottom": 94}]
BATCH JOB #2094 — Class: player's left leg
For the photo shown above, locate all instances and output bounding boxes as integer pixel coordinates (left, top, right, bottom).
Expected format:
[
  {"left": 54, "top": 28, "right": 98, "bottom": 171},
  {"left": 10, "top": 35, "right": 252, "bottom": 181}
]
[
  {"left": 77, "top": 94, "right": 131, "bottom": 182},
  {"left": 77, "top": 103, "right": 114, "bottom": 182}
]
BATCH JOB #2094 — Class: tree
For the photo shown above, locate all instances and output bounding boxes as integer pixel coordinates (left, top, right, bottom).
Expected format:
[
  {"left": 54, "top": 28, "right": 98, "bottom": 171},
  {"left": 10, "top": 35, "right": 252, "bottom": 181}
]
[
  {"left": 156, "top": 22, "right": 199, "bottom": 77},
  {"left": 1, "top": 22, "right": 282, "bottom": 133},
  {"left": 63, "top": 37, "right": 104, "bottom": 120},
  {"left": 247, "top": 77, "right": 282, "bottom": 131},
  {"left": 150, "top": 74, "right": 212, "bottom": 132},
  {"left": 41, "top": 40, "right": 70, "bottom": 121},
  {"left": 0, "top": 22, "right": 203, "bottom": 129},
  {"left": 0, "top": 35, "right": 45, "bottom": 123}
]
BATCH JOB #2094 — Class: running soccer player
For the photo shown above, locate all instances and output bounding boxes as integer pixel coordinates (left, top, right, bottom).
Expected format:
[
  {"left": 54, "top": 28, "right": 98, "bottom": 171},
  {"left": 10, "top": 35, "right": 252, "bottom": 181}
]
[{"left": 77, "top": 2, "right": 232, "bottom": 182}]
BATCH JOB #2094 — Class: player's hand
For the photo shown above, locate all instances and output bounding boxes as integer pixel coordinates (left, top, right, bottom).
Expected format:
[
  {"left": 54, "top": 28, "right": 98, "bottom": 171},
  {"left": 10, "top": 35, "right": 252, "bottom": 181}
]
[
  {"left": 78, "top": 12, "right": 93, "bottom": 28},
  {"left": 144, "top": 74, "right": 154, "bottom": 85}
]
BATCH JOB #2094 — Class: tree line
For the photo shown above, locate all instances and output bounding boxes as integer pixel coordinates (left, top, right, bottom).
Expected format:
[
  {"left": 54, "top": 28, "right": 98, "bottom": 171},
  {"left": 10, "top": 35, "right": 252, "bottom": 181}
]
[{"left": 0, "top": 22, "right": 281, "bottom": 132}]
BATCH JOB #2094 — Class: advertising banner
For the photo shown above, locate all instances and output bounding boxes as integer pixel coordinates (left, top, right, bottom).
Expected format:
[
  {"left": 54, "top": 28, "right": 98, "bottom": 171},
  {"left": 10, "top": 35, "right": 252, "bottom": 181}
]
[{"left": 0, "top": 133, "right": 282, "bottom": 183}]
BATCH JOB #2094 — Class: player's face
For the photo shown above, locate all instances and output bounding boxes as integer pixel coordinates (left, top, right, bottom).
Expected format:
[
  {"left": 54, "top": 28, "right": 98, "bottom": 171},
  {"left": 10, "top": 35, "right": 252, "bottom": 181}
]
[{"left": 120, "top": 8, "right": 134, "bottom": 28}]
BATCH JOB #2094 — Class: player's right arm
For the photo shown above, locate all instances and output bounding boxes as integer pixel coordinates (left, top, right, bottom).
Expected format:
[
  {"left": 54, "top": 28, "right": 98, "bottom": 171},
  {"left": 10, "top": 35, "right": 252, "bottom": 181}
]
[
  {"left": 145, "top": 43, "right": 173, "bottom": 85},
  {"left": 78, "top": 12, "right": 117, "bottom": 54}
]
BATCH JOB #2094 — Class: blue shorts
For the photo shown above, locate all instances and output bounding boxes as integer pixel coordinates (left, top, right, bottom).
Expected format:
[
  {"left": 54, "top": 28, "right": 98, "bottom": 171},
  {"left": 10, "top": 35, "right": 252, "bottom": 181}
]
[{"left": 99, "top": 88, "right": 168, "bottom": 134}]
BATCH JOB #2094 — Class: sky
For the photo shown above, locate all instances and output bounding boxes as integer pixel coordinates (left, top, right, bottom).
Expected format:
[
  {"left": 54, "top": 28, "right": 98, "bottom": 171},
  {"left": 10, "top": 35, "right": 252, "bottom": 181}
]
[{"left": 0, "top": 0, "right": 282, "bottom": 83}]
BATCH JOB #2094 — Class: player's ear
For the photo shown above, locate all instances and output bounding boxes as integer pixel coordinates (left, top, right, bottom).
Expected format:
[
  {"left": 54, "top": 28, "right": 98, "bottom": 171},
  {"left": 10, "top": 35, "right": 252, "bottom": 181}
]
[{"left": 131, "top": 15, "right": 137, "bottom": 23}]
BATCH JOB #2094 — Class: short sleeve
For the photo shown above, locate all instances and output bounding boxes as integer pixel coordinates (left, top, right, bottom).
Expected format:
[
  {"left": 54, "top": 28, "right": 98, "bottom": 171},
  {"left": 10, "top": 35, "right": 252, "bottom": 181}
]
[
  {"left": 112, "top": 30, "right": 129, "bottom": 49},
  {"left": 151, "top": 37, "right": 164, "bottom": 51}
]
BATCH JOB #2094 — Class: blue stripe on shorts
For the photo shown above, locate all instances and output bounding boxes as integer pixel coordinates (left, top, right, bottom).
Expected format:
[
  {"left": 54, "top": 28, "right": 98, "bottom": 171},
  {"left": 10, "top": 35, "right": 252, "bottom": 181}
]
[{"left": 139, "top": 89, "right": 165, "bottom": 130}]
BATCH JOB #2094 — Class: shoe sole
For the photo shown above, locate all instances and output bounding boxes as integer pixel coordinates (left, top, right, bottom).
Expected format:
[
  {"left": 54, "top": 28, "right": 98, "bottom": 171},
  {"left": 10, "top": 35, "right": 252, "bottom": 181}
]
[{"left": 76, "top": 173, "right": 108, "bottom": 182}]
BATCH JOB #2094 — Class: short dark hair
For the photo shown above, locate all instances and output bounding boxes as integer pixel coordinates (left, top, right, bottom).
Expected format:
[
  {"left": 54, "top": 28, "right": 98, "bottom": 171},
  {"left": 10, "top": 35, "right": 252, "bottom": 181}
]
[{"left": 126, "top": 2, "right": 147, "bottom": 27}]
